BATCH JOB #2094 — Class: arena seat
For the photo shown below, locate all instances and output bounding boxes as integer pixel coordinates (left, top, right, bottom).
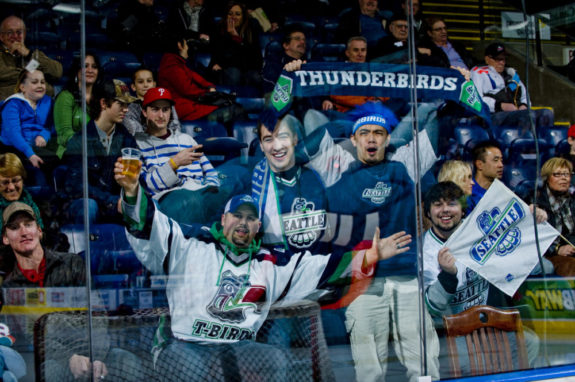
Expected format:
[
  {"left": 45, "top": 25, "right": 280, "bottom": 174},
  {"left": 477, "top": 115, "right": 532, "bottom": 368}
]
[
  {"left": 311, "top": 43, "right": 346, "bottom": 62},
  {"left": 233, "top": 120, "right": 259, "bottom": 162},
  {"left": 453, "top": 125, "right": 490, "bottom": 158},
  {"left": 180, "top": 120, "right": 228, "bottom": 141}
]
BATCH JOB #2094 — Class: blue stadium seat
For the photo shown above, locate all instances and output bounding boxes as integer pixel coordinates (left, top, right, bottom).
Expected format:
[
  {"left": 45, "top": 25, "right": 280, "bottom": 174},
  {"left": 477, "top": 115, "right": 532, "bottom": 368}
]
[
  {"left": 539, "top": 127, "right": 568, "bottom": 157},
  {"left": 311, "top": 43, "right": 346, "bottom": 62},
  {"left": 181, "top": 120, "right": 228, "bottom": 142},
  {"left": 142, "top": 52, "right": 163, "bottom": 72},
  {"left": 496, "top": 127, "right": 546, "bottom": 163},
  {"left": 194, "top": 52, "right": 212, "bottom": 70},
  {"left": 453, "top": 125, "right": 490, "bottom": 158},
  {"left": 235, "top": 97, "right": 265, "bottom": 119},
  {"left": 233, "top": 121, "right": 259, "bottom": 162},
  {"left": 284, "top": 20, "right": 317, "bottom": 38},
  {"left": 259, "top": 33, "right": 282, "bottom": 57},
  {"left": 98, "top": 50, "right": 142, "bottom": 78},
  {"left": 503, "top": 160, "right": 537, "bottom": 198},
  {"left": 264, "top": 40, "right": 283, "bottom": 59}
]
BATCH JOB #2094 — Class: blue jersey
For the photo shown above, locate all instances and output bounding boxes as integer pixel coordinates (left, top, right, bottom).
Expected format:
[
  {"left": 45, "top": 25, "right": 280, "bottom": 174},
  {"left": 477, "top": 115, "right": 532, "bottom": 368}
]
[{"left": 326, "top": 160, "right": 417, "bottom": 277}]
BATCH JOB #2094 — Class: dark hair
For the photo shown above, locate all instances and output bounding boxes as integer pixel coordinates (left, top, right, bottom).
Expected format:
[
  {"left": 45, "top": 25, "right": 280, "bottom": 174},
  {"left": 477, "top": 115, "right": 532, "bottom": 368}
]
[
  {"left": 471, "top": 139, "right": 502, "bottom": 164},
  {"left": 423, "top": 181, "right": 466, "bottom": 218},
  {"left": 282, "top": 23, "right": 306, "bottom": 45},
  {"left": 62, "top": 52, "right": 102, "bottom": 100},
  {"left": 88, "top": 79, "right": 116, "bottom": 120},
  {"left": 424, "top": 16, "right": 446, "bottom": 34},
  {"left": 131, "top": 65, "right": 156, "bottom": 84},
  {"left": 219, "top": 1, "right": 255, "bottom": 44}
]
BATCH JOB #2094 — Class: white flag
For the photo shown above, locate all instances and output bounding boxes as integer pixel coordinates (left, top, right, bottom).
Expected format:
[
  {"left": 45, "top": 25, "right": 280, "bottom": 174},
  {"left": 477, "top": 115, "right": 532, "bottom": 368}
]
[{"left": 444, "top": 179, "right": 559, "bottom": 296}]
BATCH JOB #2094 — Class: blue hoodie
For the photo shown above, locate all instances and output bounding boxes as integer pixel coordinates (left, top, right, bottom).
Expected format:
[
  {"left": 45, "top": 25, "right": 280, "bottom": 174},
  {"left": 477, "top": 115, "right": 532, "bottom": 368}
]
[{"left": 1, "top": 93, "right": 53, "bottom": 158}]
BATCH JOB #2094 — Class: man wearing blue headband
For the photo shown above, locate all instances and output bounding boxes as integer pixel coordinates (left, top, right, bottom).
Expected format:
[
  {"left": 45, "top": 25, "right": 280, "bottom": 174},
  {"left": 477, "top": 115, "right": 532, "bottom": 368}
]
[{"left": 320, "top": 102, "right": 440, "bottom": 382}]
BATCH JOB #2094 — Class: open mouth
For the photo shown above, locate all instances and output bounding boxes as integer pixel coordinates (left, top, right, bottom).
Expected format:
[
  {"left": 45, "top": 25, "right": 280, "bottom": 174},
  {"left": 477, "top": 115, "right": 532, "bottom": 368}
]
[{"left": 272, "top": 151, "right": 287, "bottom": 160}]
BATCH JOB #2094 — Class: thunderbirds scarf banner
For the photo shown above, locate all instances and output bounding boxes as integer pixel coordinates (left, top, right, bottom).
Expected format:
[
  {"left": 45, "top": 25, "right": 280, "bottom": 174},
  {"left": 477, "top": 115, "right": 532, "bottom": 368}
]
[
  {"left": 271, "top": 62, "right": 490, "bottom": 122},
  {"left": 444, "top": 179, "right": 559, "bottom": 296}
]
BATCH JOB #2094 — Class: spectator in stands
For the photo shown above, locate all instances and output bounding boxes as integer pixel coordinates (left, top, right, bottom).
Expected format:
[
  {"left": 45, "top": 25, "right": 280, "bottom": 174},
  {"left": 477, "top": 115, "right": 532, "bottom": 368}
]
[
  {"left": 114, "top": 157, "right": 406, "bottom": 381},
  {"left": 401, "top": 0, "right": 424, "bottom": 38},
  {"left": 0, "top": 15, "right": 63, "bottom": 101},
  {"left": 110, "top": 0, "right": 168, "bottom": 60},
  {"left": 252, "top": 111, "right": 328, "bottom": 255},
  {"left": 563, "top": 124, "right": 575, "bottom": 189},
  {"left": 533, "top": 157, "right": 575, "bottom": 277},
  {"left": 54, "top": 53, "right": 101, "bottom": 158},
  {"left": 167, "top": 0, "right": 213, "bottom": 43},
  {"left": 1, "top": 202, "right": 84, "bottom": 288},
  {"left": 135, "top": 87, "right": 228, "bottom": 225},
  {"left": 0, "top": 69, "right": 55, "bottom": 186},
  {"left": 470, "top": 42, "right": 553, "bottom": 132},
  {"left": 437, "top": 159, "right": 474, "bottom": 196},
  {"left": 418, "top": 17, "right": 474, "bottom": 70},
  {"left": 422, "top": 181, "right": 550, "bottom": 377},
  {"left": 371, "top": 13, "right": 431, "bottom": 63},
  {"left": 124, "top": 67, "right": 181, "bottom": 136},
  {"left": 468, "top": 140, "right": 503, "bottom": 213},
  {"left": 262, "top": 24, "right": 307, "bottom": 94},
  {"left": 158, "top": 33, "right": 243, "bottom": 127},
  {"left": 335, "top": 0, "right": 392, "bottom": 52},
  {"left": 322, "top": 37, "right": 388, "bottom": 115},
  {"left": 64, "top": 79, "right": 137, "bottom": 224},
  {"left": 209, "top": 1, "right": 263, "bottom": 89}
]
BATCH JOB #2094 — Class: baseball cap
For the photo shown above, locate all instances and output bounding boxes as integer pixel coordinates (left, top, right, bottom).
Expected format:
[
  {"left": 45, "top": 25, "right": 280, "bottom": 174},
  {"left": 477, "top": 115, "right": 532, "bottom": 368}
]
[
  {"left": 99, "top": 79, "right": 137, "bottom": 104},
  {"left": 568, "top": 124, "right": 575, "bottom": 138},
  {"left": 224, "top": 194, "right": 259, "bottom": 218},
  {"left": 485, "top": 42, "right": 506, "bottom": 58},
  {"left": 3, "top": 202, "right": 36, "bottom": 228},
  {"left": 143, "top": 87, "right": 175, "bottom": 108}
]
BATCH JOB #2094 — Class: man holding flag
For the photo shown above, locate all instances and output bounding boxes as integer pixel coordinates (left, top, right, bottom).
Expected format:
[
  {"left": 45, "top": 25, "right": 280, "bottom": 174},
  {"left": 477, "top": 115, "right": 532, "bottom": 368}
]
[{"left": 422, "top": 181, "right": 555, "bottom": 376}]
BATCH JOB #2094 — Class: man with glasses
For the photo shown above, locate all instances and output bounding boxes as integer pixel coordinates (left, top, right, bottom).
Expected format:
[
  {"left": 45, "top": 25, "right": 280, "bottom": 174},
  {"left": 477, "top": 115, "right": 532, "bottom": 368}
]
[
  {"left": 470, "top": 42, "right": 552, "bottom": 131},
  {"left": 418, "top": 17, "right": 474, "bottom": 70},
  {"left": 0, "top": 15, "right": 62, "bottom": 100},
  {"left": 371, "top": 13, "right": 431, "bottom": 63}
]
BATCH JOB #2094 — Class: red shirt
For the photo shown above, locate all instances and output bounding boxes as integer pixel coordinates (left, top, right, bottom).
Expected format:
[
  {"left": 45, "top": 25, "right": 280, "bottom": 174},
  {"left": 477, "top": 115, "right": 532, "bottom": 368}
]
[{"left": 18, "top": 257, "right": 46, "bottom": 287}]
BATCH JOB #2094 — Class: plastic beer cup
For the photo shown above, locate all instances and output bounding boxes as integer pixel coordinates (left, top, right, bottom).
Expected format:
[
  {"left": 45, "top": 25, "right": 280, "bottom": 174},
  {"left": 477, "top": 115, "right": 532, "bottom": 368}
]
[{"left": 121, "top": 148, "right": 142, "bottom": 178}]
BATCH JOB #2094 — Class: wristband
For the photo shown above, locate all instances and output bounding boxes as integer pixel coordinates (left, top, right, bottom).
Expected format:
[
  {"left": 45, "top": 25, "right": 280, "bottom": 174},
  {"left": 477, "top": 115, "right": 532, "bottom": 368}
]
[{"left": 169, "top": 158, "right": 178, "bottom": 170}]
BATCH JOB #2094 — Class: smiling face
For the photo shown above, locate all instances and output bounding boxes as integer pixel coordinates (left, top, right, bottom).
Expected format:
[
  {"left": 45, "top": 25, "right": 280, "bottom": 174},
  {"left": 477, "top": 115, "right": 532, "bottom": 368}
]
[
  {"left": 0, "top": 16, "right": 25, "bottom": 51},
  {"left": 221, "top": 205, "right": 261, "bottom": 248},
  {"left": 19, "top": 71, "right": 46, "bottom": 102},
  {"left": 3, "top": 213, "right": 42, "bottom": 257},
  {"left": 429, "top": 198, "right": 463, "bottom": 240},
  {"left": 131, "top": 69, "right": 156, "bottom": 99},
  {"left": 259, "top": 120, "right": 297, "bottom": 173},
  {"left": 547, "top": 166, "right": 572, "bottom": 194},
  {"left": 78, "top": 55, "right": 99, "bottom": 86},
  {"left": 351, "top": 124, "right": 390, "bottom": 165},
  {"left": 0, "top": 175, "right": 23, "bottom": 201},
  {"left": 283, "top": 31, "right": 306, "bottom": 59},
  {"left": 359, "top": 0, "right": 378, "bottom": 16},
  {"left": 227, "top": 5, "right": 243, "bottom": 27}
]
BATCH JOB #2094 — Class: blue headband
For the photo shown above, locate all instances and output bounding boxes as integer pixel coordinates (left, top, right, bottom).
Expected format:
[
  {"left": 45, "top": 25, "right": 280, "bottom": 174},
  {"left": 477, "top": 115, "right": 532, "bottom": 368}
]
[{"left": 352, "top": 114, "right": 391, "bottom": 134}]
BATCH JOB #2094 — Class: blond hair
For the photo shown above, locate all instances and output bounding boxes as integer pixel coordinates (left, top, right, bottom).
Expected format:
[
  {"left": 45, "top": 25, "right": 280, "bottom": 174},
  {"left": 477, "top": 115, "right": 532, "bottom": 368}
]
[
  {"left": 0, "top": 153, "right": 26, "bottom": 179},
  {"left": 541, "top": 157, "right": 573, "bottom": 183},
  {"left": 438, "top": 160, "right": 472, "bottom": 194}
]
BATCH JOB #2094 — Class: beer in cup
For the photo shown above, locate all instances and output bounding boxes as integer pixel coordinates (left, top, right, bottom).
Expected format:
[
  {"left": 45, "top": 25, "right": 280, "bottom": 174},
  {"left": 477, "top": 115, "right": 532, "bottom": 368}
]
[{"left": 121, "top": 147, "right": 142, "bottom": 178}]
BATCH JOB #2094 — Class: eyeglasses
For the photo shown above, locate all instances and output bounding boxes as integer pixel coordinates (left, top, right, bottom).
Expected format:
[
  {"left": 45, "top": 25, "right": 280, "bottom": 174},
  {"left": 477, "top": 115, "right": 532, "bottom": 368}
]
[
  {"left": 0, "top": 177, "right": 23, "bottom": 187},
  {"left": 394, "top": 24, "right": 409, "bottom": 29},
  {"left": 1, "top": 29, "right": 24, "bottom": 37},
  {"left": 432, "top": 26, "right": 447, "bottom": 32},
  {"left": 552, "top": 172, "right": 572, "bottom": 178}
]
